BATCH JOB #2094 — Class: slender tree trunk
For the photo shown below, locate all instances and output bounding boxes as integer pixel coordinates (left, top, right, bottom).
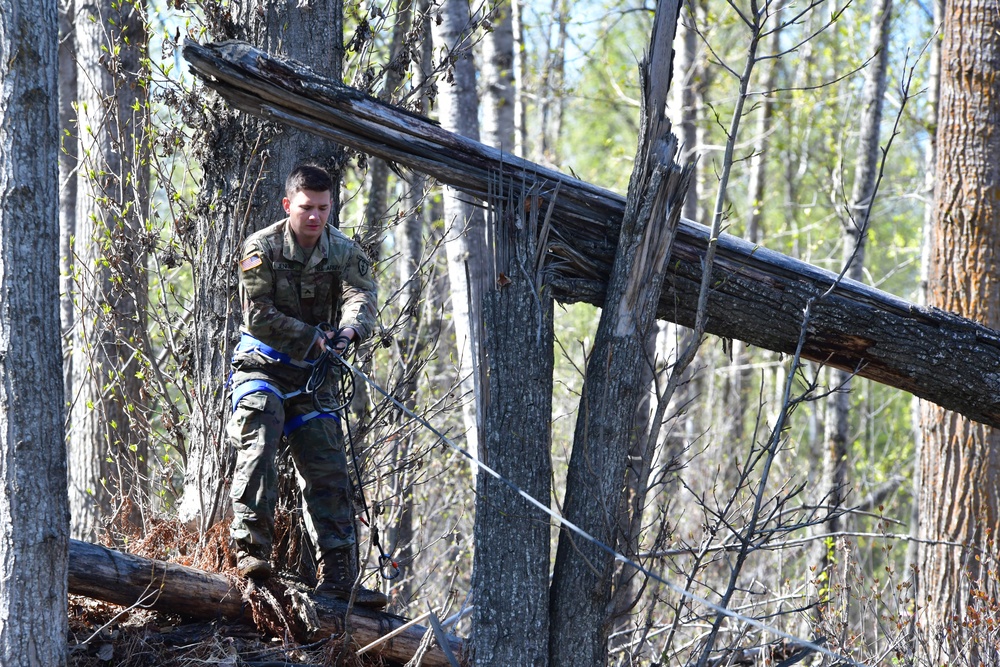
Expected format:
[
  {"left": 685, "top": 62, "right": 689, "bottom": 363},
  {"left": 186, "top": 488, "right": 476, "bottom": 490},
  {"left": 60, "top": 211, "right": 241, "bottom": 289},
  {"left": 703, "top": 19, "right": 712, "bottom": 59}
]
[
  {"left": 481, "top": 0, "right": 515, "bottom": 152},
  {"left": 671, "top": 3, "right": 700, "bottom": 222},
  {"left": 389, "top": 4, "right": 432, "bottom": 607},
  {"left": 908, "top": 0, "right": 944, "bottom": 586},
  {"left": 59, "top": 0, "right": 77, "bottom": 407},
  {"left": 820, "top": 0, "right": 892, "bottom": 553},
  {"left": 512, "top": 0, "right": 527, "bottom": 156},
  {"left": 549, "top": 3, "right": 688, "bottom": 664},
  {"left": 918, "top": 0, "right": 1000, "bottom": 662},
  {"left": 69, "top": 0, "right": 150, "bottom": 540},
  {"left": 431, "top": 0, "right": 485, "bottom": 465},
  {"left": 363, "top": 0, "right": 415, "bottom": 251},
  {"left": 179, "top": 0, "right": 345, "bottom": 535},
  {"left": 0, "top": 0, "right": 69, "bottom": 661}
]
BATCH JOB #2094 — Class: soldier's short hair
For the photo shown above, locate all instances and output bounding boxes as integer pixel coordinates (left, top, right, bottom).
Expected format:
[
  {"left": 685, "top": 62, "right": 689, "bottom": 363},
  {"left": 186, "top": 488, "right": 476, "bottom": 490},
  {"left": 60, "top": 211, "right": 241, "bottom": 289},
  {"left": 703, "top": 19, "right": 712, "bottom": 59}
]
[{"left": 285, "top": 163, "right": 333, "bottom": 196}]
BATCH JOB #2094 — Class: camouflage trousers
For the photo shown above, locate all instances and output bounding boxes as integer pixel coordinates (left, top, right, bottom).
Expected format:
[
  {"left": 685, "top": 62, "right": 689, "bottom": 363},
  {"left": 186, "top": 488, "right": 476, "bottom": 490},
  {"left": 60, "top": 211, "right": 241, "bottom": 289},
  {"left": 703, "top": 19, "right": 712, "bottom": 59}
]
[{"left": 227, "top": 378, "right": 355, "bottom": 560}]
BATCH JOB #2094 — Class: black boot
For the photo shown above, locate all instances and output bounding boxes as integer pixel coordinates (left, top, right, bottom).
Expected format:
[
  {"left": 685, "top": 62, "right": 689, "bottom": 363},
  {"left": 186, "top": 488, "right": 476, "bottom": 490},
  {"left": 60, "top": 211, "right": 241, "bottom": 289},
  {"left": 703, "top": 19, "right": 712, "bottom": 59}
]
[
  {"left": 315, "top": 548, "right": 389, "bottom": 609},
  {"left": 235, "top": 542, "right": 272, "bottom": 581}
]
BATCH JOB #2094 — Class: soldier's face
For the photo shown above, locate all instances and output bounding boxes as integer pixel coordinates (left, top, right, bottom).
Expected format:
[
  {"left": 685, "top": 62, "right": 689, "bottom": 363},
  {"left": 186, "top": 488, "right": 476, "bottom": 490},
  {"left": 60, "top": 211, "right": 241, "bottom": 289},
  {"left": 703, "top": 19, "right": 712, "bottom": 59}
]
[{"left": 284, "top": 188, "right": 332, "bottom": 250}]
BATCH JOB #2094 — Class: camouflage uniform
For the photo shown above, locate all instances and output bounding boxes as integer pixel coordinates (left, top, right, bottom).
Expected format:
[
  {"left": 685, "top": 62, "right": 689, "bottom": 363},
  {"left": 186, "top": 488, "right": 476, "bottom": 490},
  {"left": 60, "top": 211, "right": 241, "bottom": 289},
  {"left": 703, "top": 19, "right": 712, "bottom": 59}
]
[{"left": 227, "top": 218, "right": 377, "bottom": 561}]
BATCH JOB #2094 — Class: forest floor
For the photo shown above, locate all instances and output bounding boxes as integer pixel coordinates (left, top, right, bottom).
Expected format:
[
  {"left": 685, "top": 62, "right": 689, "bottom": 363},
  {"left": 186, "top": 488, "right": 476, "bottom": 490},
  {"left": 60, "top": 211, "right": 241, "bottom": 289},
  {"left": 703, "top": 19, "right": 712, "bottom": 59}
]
[{"left": 66, "top": 516, "right": 381, "bottom": 667}]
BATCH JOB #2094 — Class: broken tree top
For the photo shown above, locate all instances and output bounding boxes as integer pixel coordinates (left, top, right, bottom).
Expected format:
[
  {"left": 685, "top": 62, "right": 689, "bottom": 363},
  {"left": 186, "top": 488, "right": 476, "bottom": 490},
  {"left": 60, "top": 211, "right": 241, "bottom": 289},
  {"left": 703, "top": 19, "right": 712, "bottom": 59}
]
[{"left": 182, "top": 39, "right": 1000, "bottom": 429}]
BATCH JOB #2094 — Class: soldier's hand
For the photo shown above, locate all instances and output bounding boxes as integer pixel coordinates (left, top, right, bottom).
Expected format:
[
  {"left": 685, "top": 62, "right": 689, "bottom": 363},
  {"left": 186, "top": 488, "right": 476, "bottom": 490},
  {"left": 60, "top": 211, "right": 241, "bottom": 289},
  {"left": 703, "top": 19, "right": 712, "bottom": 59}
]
[{"left": 321, "top": 327, "right": 356, "bottom": 354}]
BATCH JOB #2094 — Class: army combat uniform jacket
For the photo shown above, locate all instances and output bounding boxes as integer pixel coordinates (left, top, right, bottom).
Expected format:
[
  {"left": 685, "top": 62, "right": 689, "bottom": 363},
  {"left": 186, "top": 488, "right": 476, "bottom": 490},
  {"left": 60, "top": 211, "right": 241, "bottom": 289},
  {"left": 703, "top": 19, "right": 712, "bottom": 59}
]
[
  {"left": 234, "top": 218, "right": 377, "bottom": 384},
  {"left": 227, "top": 218, "right": 378, "bottom": 558}
]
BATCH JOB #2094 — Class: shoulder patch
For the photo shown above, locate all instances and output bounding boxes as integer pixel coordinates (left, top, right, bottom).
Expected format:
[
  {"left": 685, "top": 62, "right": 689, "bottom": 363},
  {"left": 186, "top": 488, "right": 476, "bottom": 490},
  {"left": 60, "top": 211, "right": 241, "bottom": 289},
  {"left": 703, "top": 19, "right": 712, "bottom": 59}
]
[
  {"left": 240, "top": 253, "right": 263, "bottom": 272},
  {"left": 358, "top": 257, "right": 372, "bottom": 276}
]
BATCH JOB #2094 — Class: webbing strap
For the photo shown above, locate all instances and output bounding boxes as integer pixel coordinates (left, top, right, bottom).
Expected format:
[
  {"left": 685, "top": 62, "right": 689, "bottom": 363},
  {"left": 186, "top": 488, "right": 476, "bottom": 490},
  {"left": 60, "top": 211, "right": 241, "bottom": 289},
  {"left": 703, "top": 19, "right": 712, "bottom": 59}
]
[
  {"left": 283, "top": 411, "right": 339, "bottom": 437},
  {"left": 230, "top": 379, "right": 302, "bottom": 411},
  {"left": 230, "top": 381, "right": 338, "bottom": 435},
  {"left": 235, "top": 332, "right": 315, "bottom": 369}
]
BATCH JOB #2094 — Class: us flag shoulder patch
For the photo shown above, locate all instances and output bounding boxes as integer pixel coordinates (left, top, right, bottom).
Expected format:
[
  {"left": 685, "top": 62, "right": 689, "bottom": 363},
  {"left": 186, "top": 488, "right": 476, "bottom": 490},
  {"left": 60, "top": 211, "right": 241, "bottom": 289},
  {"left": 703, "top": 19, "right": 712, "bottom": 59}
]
[{"left": 240, "top": 253, "right": 263, "bottom": 272}]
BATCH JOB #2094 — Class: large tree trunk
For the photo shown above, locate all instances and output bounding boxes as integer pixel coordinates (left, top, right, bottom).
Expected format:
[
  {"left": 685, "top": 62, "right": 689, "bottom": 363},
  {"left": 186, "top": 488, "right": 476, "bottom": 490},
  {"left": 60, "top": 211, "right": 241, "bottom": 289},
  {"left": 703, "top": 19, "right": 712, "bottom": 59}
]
[
  {"left": 549, "top": 4, "right": 688, "bottom": 664},
  {"left": 471, "top": 182, "right": 554, "bottom": 665},
  {"left": 178, "top": 0, "right": 345, "bottom": 537},
  {"left": 182, "top": 39, "right": 1000, "bottom": 432},
  {"left": 69, "top": 0, "right": 150, "bottom": 540},
  {"left": 67, "top": 540, "right": 465, "bottom": 666},
  {"left": 917, "top": 0, "right": 1000, "bottom": 661},
  {"left": 430, "top": 0, "right": 486, "bottom": 466},
  {"left": 0, "top": 0, "right": 69, "bottom": 662}
]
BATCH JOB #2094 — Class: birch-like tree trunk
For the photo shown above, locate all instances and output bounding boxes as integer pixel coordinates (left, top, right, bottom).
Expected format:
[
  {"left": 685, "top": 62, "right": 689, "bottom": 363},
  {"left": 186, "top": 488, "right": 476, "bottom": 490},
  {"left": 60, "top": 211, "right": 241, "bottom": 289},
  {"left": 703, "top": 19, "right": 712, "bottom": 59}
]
[
  {"left": 549, "top": 3, "right": 689, "bottom": 664},
  {"left": 820, "top": 0, "right": 892, "bottom": 553},
  {"left": 69, "top": 0, "right": 150, "bottom": 540},
  {"left": 179, "top": 0, "right": 344, "bottom": 533},
  {"left": 59, "top": 0, "right": 77, "bottom": 404},
  {"left": 918, "top": 0, "right": 1000, "bottom": 661},
  {"left": 430, "top": 0, "right": 485, "bottom": 464},
  {"left": 0, "top": 0, "right": 70, "bottom": 661}
]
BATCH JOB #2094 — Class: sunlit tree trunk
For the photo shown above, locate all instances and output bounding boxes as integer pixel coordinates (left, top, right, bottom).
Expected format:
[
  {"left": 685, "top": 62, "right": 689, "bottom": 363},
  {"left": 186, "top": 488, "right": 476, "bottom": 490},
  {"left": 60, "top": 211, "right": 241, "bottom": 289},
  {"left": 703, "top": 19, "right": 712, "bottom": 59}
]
[
  {"left": 0, "top": 0, "right": 70, "bottom": 661},
  {"left": 179, "top": 0, "right": 345, "bottom": 535},
  {"left": 908, "top": 0, "right": 943, "bottom": 582},
  {"left": 69, "top": 0, "right": 150, "bottom": 540},
  {"left": 918, "top": 0, "right": 1000, "bottom": 661},
  {"left": 430, "top": 0, "right": 485, "bottom": 466},
  {"left": 59, "top": 0, "right": 77, "bottom": 406}
]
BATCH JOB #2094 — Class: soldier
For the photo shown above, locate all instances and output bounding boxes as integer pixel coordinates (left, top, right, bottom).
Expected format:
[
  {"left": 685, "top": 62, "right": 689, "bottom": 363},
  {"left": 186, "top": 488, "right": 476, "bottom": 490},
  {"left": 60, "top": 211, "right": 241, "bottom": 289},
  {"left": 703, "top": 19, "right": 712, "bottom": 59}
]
[{"left": 226, "top": 163, "right": 386, "bottom": 609}]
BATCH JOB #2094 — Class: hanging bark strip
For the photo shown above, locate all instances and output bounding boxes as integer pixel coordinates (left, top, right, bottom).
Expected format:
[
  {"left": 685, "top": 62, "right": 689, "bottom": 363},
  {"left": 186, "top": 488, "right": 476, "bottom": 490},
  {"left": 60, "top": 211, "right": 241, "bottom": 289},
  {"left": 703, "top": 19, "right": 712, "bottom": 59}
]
[
  {"left": 67, "top": 540, "right": 465, "bottom": 666},
  {"left": 182, "top": 39, "right": 1000, "bottom": 430}
]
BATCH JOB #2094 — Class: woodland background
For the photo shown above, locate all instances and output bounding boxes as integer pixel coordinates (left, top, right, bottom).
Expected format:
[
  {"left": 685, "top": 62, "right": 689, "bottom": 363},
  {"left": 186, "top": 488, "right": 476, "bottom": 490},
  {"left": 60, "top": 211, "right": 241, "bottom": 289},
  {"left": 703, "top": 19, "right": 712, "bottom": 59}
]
[{"left": 2, "top": 0, "right": 999, "bottom": 664}]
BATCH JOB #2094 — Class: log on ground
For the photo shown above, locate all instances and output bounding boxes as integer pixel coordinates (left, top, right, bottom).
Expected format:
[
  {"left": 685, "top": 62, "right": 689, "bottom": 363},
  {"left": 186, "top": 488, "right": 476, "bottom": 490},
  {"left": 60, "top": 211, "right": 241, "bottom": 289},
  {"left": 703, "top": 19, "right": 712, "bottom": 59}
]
[
  {"left": 68, "top": 539, "right": 464, "bottom": 666},
  {"left": 181, "top": 39, "right": 1000, "bottom": 431}
]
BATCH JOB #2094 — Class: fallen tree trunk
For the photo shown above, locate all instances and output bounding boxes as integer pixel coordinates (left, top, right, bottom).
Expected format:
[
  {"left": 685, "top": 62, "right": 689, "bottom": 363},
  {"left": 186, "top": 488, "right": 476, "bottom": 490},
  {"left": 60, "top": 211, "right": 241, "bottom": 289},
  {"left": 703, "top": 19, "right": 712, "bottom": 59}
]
[
  {"left": 68, "top": 539, "right": 464, "bottom": 666},
  {"left": 182, "top": 39, "right": 1000, "bottom": 430}
]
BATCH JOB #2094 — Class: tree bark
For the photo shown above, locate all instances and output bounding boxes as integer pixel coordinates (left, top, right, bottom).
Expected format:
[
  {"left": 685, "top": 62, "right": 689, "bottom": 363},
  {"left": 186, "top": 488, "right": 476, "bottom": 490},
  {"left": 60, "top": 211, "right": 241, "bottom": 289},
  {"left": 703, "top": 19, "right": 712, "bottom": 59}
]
[
  {"left": 181, "top": 39, "right": 1000, "bottom": 432},
  {"left": 430, "top": 0, "right": 486, "bottom": 467},
  {"left": 549, "top": 3, "right": 688, "bottom": 664},
  {"left": 471, "top": 180, "right": 554, "bottom": 665},
  {"left": 0, "top": 0, "right": 69, "bottom": 662},
  {"left": 178, "top": 0, "right": 345, "bottom": 536},
  {"left": 918, "top": 0, "right": 1000, "bottom": 661},
  {"left": 69, "top": 0, "right": 150, "bottom": 540},
  {"left": 67, "top": 540, "right": 465, "bottom": 666}
]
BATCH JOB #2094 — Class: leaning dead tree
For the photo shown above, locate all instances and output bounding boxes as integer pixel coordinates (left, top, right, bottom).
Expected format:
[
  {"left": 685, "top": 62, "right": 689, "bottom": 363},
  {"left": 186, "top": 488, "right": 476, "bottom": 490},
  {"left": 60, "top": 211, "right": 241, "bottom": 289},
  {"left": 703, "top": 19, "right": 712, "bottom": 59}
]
[
  {"left": 68, "top": 540, "right": 464, "bottom": 666},
  {"left": 182, "top": 39, "right": 1000, "bottom": 430}
]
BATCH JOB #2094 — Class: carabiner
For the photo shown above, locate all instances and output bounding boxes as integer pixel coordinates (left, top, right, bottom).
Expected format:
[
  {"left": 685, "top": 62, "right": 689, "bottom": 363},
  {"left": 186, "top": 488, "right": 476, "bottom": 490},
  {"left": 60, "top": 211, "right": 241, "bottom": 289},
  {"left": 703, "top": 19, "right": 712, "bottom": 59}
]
[{"left": 379, "top": 553, "right": 401, "bottom": 580}]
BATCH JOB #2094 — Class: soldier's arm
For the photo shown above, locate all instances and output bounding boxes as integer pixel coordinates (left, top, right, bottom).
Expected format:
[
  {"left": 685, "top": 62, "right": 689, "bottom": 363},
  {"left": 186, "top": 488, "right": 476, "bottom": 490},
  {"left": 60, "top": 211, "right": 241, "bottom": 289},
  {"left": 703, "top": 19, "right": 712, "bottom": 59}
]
[
  {"left": 239, "top": 241, "right": 319, "bottom": 360},
  {"left": 338, "top": 241, "right": 378, "bottom": 343}
]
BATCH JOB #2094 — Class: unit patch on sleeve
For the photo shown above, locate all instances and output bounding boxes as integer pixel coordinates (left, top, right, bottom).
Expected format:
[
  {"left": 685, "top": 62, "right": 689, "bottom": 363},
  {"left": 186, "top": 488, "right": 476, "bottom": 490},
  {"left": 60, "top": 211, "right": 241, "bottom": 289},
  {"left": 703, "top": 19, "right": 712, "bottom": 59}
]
[{"left": 240, "top": 253, "right": 263, "bottom": 272}]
